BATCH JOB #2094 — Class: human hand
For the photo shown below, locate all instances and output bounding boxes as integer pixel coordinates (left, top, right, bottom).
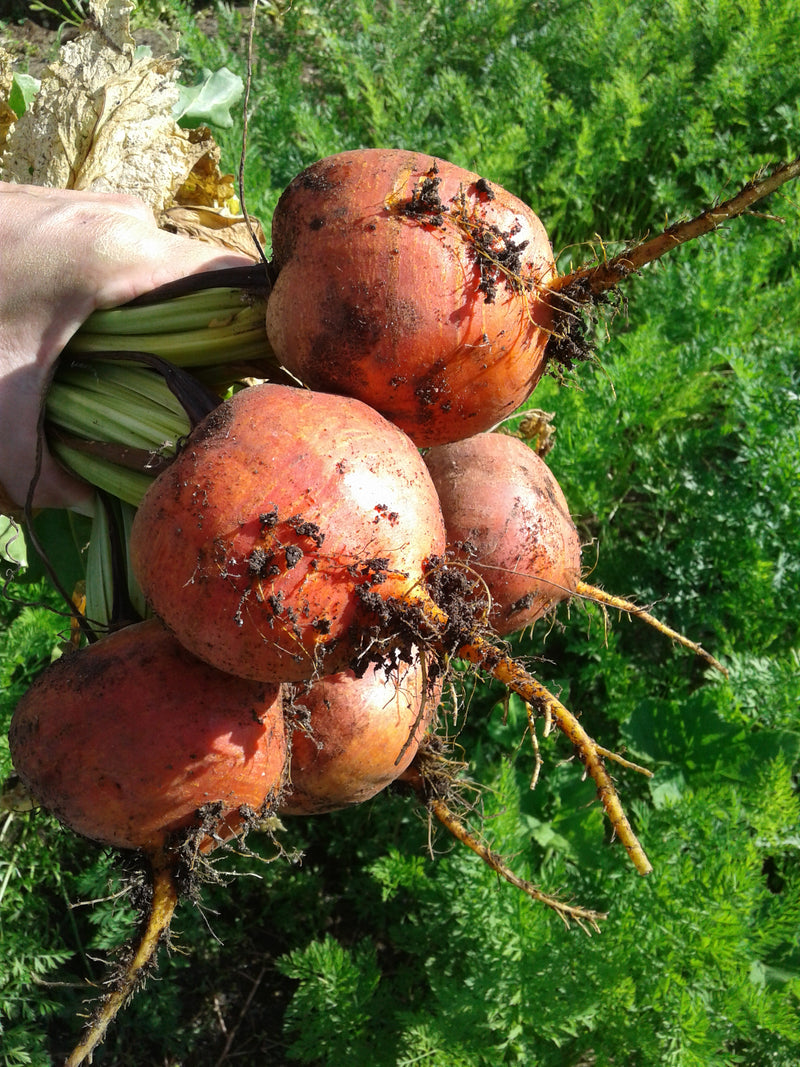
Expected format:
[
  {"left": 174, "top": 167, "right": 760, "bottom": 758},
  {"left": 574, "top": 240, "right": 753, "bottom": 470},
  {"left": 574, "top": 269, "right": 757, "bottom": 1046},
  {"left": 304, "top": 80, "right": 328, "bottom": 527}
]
[{"left": 0, "top": 183, "right": 256, "bottom": 512}]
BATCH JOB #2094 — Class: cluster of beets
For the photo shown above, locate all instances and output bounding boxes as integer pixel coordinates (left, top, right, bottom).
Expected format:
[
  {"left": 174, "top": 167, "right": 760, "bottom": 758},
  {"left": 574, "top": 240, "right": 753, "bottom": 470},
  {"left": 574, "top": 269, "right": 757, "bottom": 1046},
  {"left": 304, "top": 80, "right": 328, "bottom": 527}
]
[{"left": 10, "top": 150, "right": 579, "bottom": 864}]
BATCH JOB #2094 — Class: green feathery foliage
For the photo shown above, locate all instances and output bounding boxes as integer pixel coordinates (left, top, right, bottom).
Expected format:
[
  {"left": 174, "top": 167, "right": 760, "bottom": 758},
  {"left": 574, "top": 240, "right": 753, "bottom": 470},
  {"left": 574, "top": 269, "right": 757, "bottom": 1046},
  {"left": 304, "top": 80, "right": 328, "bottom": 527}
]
[{"left": 1, "top": 1, "right": 799, "bottom": 1063}]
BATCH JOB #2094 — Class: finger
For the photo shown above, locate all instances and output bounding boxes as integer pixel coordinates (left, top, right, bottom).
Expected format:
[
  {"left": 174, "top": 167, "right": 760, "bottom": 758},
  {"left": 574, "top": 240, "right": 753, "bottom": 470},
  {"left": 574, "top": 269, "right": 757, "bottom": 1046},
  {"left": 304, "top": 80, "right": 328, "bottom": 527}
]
[
  {"left": 93, "top": 226, "right": 256, "bottom": 310},
  {"left": 0, "top": 182, "right": 155, "bottom": 225}
]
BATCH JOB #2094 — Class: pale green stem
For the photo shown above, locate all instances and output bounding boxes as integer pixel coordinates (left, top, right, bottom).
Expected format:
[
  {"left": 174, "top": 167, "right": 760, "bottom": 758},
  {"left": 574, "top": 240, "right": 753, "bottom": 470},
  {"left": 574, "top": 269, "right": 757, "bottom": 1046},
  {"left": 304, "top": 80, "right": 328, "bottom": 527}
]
[
  {"left": 49, "top": 444, "right": 154, "bottom": 507},
  {"left": 65, "top": 286, "right": 273, "bottom": 368},
  {"left": 66, "top": 321, "right": 269, "bottom": 367},
  {"left": 47, "top": 384, "right": 187, "bottom": 449},
  {"left": 84, "top": 498, "right": 114, "bottom": 629},
  {"left": 77, "top": 287, "right": 263, "bottom": 336},
  {"left": 44, "top": 282, "right": 270, "bottom": 502}
]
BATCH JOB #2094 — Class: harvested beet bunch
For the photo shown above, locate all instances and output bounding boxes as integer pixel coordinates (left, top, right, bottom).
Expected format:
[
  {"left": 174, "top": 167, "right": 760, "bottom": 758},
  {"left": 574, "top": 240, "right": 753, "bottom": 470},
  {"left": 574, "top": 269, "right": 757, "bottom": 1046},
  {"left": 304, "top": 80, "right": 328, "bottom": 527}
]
[{"left": 13, "top": 140, "right": 797, "bottom": 1065}]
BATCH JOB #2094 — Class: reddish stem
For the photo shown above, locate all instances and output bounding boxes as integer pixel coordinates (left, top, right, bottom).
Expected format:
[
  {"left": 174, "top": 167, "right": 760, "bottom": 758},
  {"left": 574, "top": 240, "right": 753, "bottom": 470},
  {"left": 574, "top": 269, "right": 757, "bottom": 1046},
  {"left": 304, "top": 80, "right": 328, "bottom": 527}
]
[{"left": 551, "top": 155, "right": 800, "bottom": 298}]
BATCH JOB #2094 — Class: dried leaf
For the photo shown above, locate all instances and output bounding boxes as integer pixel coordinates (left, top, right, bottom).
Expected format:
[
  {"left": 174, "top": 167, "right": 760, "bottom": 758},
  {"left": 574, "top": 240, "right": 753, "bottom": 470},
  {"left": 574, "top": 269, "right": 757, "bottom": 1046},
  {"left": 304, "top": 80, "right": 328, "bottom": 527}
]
[
  {"left": 1, "top": 45, "right": 13, "bottom": 96},
  {"left": 160, "top": 204, "right": 264, "bottom": 258},
  {"left": 174, "top": 126, "right": 236, "bottom": 208},
  {"left": 0, "top": 0, "right": 225, "bottom": 212},
  {"left": 0, "top": 47, "right": 16, "bottom": 151}
]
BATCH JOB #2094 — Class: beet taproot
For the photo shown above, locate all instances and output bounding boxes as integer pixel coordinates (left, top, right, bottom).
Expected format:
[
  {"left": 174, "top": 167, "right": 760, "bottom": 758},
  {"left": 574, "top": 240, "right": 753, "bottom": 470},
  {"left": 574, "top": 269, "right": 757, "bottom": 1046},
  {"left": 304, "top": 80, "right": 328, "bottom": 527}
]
[
  {"left": 9, "top": 618, "right": 287, "bottom": 852},
  {"left": 265, "top": 149, "right": 556, "bottom": 447},
  {"left": 129, "top": 383, "right": 446, "bottom": 683}
]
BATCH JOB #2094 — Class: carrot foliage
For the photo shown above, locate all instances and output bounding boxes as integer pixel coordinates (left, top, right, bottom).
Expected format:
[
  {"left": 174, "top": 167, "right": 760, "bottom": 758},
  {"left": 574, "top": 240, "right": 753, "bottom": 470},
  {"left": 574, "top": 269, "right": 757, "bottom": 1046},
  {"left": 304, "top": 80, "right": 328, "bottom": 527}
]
[{"left": 1, "top": 0, "right": 799, "bottom": 1063}]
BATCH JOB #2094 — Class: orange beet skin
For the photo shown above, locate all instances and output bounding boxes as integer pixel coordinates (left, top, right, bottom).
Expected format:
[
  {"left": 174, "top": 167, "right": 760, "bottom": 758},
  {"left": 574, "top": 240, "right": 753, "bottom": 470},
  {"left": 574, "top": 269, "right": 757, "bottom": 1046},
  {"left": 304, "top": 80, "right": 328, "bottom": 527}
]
[
  {"left": 9, "top": 619, "right": 287, "bottom": 852},
  {"left": 266, "top": 149, "right": 556, "bottom": 447},
  {"left": 424, "top": 433, "right": 581, "bottom": 635},
  {"left": 130, "top": 383, "right": 446, "bottom": 683},
  {"left": 281, "top": 655, "right": 440, "bottom": 815}
]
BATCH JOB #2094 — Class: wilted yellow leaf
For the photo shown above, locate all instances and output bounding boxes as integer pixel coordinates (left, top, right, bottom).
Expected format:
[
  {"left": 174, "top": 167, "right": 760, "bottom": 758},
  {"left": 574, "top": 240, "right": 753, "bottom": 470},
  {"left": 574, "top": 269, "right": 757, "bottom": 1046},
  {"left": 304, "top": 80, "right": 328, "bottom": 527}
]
[
  {"left": 161, "top": 204, "right": 265, "bottom": 258},
  {"left": 0, "top": 46, "right": 15, "bottom": 151},
  {"left": 0, "top": 0, "right": 229, "bottom": 214}
]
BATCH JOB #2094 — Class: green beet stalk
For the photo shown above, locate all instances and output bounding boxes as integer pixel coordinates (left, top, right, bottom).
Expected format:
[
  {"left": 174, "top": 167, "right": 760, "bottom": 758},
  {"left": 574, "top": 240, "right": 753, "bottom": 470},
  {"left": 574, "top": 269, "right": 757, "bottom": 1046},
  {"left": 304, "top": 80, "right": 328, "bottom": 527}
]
[
  {"left": 44, "top": 272, "right": 278, "bottom": 503},
  {"left": 65, "top": 272, "right": 274, "bottom": 371},
  {"left": 40, "top": 272, "right": 278, "bottom": 633},
  {"left": 65, "top": 300, "right": 270, "bottom": 366},
  {"left": 83, "top": 494, "right": 148, "bottom": 630},
  {"left": 49, "top": 444, "right": 162, "bottom": 509},
  {"left": 48, "top": 365, "right": 192, "bottom": 448},
  {"left": 46, "top": 358, "right": 201, "bottom": 506}
]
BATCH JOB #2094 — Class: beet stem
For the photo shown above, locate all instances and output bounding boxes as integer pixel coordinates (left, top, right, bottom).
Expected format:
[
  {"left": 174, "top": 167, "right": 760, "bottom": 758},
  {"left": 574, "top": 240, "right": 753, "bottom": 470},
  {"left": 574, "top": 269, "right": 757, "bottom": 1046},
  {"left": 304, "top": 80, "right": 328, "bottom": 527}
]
[{"left": 64, "top": 854, "right": 179, "bottom": 1067}]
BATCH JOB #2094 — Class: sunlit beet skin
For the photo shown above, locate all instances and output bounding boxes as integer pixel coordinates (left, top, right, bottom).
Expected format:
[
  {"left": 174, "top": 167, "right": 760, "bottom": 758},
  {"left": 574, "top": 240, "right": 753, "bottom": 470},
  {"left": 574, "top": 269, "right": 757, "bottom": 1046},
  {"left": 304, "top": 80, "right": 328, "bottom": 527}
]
[
  {"left": 8, "top": 619, "right": 286, "bottom": 852},
  {"left": 423, "top": 432, "right": 581, "bottom": 635},
  {"left": 281, "top": 655, "right": 440, "bottom": 815},
  {"left": 266, "top": 149, "right": 556, "bottom": 447},
  {"left": 129, "top": 383, "right": 446, "bottom": 683}
]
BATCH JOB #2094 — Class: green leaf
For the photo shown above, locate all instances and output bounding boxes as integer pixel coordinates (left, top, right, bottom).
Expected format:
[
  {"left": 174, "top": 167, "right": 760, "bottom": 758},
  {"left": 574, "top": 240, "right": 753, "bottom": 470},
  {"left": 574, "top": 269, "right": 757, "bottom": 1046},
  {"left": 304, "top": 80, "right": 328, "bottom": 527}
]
[
  {"left": 648, "top": 763, "right": 688, "bottom": 809},
  {"left": 0, "top": 515, "right": 27, "bottom": 568},
  {"left": 25, "top": 508, "right": 91, "bottom": 594},
  {"left": 173, "top": 67, "right": 244, "bottom": 129},
  {"left": 8, "top": 73, "right": 41, "bottom": 118}
]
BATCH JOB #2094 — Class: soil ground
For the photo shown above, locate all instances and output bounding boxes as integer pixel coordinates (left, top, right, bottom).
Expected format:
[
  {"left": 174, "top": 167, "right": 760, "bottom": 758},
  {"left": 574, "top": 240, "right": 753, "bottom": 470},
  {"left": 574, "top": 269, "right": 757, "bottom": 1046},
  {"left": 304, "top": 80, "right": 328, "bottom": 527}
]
[
  {"left": 0, "top": 16, "right": 62, "bottom": 77},
  {"left": 0, "top": 12, "right": 203, "bottom": 77}
]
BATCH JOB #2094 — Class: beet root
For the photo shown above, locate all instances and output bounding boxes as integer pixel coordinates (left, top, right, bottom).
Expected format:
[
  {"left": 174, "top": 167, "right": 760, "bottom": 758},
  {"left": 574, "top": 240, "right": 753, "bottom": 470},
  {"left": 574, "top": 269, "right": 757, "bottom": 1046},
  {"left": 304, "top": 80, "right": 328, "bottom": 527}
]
[
  {"left": 129, "top": 383, "right": 446, "bottom": 683},
  {"left": 281, "top": 654, "right": 440, "bottom": 815},
  {"left": 9, "top": 618, "right": 287, "bottom": 852},
  {"left": 266, "top": 149, "right": 556, "bottom": 447},
  {"left": 423, "top": 432, "right": 581, "bottom": 635}
]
